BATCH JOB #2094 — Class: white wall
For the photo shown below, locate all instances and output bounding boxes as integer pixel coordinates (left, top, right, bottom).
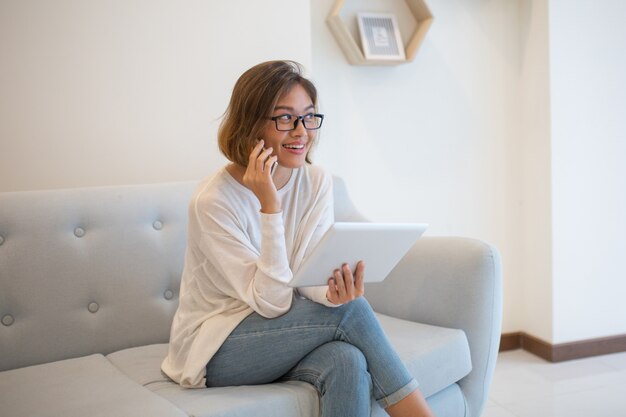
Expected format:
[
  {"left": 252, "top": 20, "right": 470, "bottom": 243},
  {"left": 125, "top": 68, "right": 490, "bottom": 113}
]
[
  {"left": 549, "top": 0, "right": 626, "bottom": 343},
  {"left": 312, "top": 0, "right": 626, "bottom": 344},
  {"left": 0, "top": 0, "right": 311, "bottom": 191},
  {"left": 311, "top": 0, "right": 525, "bottom": 334},
  {"left": 2, "top": 0, "right": 626, "bottom": 344},
  {"left": 518, "top": 0, "right": 553, "bottom": 342}
]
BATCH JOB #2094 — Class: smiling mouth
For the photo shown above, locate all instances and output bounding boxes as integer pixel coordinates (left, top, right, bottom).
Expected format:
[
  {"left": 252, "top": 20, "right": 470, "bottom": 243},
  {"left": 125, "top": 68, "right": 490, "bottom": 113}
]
[{"left": 282, "top": 143, "right": 305, "bottom": 150}]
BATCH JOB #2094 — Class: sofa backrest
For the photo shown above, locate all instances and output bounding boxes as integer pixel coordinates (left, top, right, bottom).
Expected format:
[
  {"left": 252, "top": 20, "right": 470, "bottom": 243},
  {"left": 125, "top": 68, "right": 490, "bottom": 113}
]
[
  {"left": 0, "top": 182, "right": 196, "bottom": 371},
  {"left": 0, "top": 176, "right": 363, "bottom": 371}
]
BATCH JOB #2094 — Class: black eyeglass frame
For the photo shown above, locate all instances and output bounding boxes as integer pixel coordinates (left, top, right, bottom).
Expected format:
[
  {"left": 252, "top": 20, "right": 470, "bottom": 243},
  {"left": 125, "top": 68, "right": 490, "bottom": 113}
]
[{"left": 269, "top": 113, "right": 325, "bottom": 131}]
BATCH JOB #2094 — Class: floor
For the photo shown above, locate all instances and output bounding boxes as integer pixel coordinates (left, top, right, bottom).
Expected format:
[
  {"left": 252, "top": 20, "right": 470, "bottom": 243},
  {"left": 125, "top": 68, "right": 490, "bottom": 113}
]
[{"left": 482, "top": 349, "right": 626, "bottom": 417}]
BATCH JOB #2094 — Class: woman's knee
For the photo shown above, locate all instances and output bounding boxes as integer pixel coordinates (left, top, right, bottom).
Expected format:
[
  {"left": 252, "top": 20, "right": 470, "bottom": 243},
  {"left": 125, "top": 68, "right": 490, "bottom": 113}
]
[
  {"left": 327, "top": 341, "right": 368, "bottom": 373},
  {"left": 310, "top": 342, "right": 373, "bottom": 416},
  {"left": 337, "top": 297, "right": 378, "bottom": 330},
  {"left": 342, "top": 296, "right": 374, "bottom": 316},
  {"left": 322, "top": 342, "right": 372, "bottom": 398},
  {"left": 298, "top": 341, "right": 369, "bottom": 381}
]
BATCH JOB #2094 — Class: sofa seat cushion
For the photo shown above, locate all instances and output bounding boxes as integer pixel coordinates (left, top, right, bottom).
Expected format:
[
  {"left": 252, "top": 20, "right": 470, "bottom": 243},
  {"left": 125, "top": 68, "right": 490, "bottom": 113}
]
[
  {"left": 152, "top": 379, "right": 320, "bottom": 417},
  {"left": 107, "top": 344, "right": 319, "bottom": 417},
  {"left": 0, "top": 354, "right": 187, "bottom": 417},
  {"left": 106, "top": 313, "right": 471, "bottom": 416},
  {"left": 375, "top": 312, "right": 472, "bottom": 397}
]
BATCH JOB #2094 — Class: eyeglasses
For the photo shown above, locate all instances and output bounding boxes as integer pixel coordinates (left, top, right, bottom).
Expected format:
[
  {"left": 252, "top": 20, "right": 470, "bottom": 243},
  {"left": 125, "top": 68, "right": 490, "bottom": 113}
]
[{"left": 270, "top": 113, "right": 324, "bottom": 131}]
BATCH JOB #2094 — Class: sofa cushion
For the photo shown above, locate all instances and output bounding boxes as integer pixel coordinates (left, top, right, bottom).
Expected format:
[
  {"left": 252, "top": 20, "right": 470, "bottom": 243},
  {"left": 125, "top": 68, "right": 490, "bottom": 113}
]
[
  {"left": 152, "top": 380, "right": 320, "bottom": 417},
  {"left": 375, "top": 312, "right": 472, "bottom": 397},
  {"left": 107, "top": 344, "right": 320, "bottom": 417},
  {"left": 0, "top": 354, "right": 187, "bottom": 417},
  {"left": 106, "top": 313, "right": 471, "bottom": 416}
]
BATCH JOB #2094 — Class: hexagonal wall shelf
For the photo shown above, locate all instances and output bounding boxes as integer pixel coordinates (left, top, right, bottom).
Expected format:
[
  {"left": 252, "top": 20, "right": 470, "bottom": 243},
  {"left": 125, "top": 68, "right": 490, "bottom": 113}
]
[{"left": 327, "top": 0, "right": 433, "bottom": 65}]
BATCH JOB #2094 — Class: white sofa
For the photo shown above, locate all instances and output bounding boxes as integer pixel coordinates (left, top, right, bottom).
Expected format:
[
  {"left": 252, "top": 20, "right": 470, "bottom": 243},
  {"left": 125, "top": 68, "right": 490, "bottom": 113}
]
[{"left": 0, "top": 178, "right": 502, "bottom": 417}]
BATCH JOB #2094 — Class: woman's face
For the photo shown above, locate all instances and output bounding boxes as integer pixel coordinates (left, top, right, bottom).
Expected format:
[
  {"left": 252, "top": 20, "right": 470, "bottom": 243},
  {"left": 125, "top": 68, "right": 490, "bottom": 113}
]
[{"left": 260, "top": 83, "right": 317, "bottom": 170}]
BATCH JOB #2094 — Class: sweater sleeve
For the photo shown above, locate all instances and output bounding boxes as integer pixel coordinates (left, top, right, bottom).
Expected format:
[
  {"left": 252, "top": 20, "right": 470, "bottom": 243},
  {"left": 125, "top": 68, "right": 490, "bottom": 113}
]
[
  {"left": 194, "top": 205, "right": 294, "bottom": 319},
  {"left": 256, "top": 212, "right": 293, "bottom": 284}
]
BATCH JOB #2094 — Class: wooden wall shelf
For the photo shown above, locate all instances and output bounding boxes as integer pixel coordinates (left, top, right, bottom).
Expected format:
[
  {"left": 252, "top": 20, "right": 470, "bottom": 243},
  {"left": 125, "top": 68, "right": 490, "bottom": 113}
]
[{"left": 327, "top": 0, "right": 433, "bottom": 65}]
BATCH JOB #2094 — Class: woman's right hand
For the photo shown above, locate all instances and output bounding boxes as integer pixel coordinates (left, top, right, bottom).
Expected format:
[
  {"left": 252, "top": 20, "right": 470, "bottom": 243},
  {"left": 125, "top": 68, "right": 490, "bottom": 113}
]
[{"left": 243, "top": 140, "right": 281, "bottom": 214}]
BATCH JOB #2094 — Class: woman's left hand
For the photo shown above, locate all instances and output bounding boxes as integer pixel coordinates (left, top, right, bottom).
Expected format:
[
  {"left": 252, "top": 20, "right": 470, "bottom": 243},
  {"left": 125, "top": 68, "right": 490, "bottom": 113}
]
[{"left": 326, "top": 261, "right": 365, "bottom": 305}]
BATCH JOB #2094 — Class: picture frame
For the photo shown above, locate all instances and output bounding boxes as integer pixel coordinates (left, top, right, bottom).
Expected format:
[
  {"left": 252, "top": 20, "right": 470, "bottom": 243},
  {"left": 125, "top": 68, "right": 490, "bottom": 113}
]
[{"left": 356, "top": 12, "right": 406, "bottom": 61}]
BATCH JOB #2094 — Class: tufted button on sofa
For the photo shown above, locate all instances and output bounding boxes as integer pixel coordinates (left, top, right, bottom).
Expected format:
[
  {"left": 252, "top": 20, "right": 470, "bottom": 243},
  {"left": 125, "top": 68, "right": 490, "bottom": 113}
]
[{"left": 0, "top": 179, "right": 502, "bottom": 417}]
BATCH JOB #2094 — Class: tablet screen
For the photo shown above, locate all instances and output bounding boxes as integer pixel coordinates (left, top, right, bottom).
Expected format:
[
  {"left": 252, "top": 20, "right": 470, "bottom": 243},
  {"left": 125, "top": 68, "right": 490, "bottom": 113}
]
[{"left": 288, "top": 222, "right": 427, "bottom": 287}]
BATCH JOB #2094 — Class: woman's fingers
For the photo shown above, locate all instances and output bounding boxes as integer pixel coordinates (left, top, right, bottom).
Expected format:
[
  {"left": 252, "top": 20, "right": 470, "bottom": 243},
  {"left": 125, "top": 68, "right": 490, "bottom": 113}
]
[
  {"left": 256, "top": 147, "right": 274, "bottom": 172},
  {"left": 327, "top": 277, "right": 338, "bottom": 303},
  {"left": 333, "top": 268, "right": 346, "bottom": 298},
  {"left": 247, "top": 140, "right": 274, "bottom": 175},
  {"left": 242, "top": 140, "right": 280, "bottom": 214},
  {"left": 265, "top": 155, "right": 278, "bottom": 175},
  {"left": 248, "top": 140, "right": 265, "bottom": 166},
  {"left": 342, "top": 264, "right": 355, "bottom": 299},
  {"left": 354, "top": 261, "right": 365, "bottom": 296},
  {"left": 326, "top": 262, "right": 364, "bottom": 305}
]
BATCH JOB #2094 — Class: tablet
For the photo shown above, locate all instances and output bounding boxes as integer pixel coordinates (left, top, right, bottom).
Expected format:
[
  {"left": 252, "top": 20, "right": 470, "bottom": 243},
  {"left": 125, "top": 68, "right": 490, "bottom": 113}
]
[{"left": 288, "top": 222, "right": 428, "bottom": 288}]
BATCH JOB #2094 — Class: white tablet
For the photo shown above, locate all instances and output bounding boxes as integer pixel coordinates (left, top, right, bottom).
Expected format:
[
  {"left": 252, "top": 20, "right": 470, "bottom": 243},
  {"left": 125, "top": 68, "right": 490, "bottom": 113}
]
[{"left": 288, "top": 222, "right": 428, "bottom": 288}]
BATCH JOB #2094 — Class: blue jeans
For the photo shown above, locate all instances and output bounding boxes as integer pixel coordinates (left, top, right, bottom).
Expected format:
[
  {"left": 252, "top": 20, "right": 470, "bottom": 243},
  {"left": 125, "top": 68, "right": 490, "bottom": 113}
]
[{"left": 205, "top": 296, "right": 419, "bottom": 417}]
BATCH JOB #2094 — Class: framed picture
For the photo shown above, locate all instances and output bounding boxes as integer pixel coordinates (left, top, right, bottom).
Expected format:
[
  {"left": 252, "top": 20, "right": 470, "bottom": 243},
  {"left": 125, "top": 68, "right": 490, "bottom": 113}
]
[{"left": 357, "top": 12, "right": 406, "bottom": 61}]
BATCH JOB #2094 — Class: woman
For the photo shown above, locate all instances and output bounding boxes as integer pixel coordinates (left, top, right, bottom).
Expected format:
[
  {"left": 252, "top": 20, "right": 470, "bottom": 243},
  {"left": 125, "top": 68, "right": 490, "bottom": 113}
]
[{"left": 162, "top": 60, "right": 435, "bottom": 417}]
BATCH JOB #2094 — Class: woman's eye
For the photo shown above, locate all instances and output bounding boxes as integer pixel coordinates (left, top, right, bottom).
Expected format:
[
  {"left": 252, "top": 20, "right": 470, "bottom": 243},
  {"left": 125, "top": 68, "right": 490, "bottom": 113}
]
[
  {"left": 303, "top": 113, "right": 314, "bottom": 120},
  {"left": 277, "top": 114, "right": 292, "bottom": 122}
]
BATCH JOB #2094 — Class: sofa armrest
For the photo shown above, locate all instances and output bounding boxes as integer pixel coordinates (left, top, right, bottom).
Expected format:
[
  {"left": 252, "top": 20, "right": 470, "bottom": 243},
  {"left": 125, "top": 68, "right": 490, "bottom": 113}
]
[{"left": 365, "top": 236, "right": 502, "bottom": 417}]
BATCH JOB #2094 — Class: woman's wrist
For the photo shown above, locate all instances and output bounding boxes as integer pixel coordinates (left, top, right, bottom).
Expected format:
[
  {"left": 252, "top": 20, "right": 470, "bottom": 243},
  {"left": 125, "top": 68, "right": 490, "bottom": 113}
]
[{"left": 260, "top": 202, "right": 281, "bottom": 214}]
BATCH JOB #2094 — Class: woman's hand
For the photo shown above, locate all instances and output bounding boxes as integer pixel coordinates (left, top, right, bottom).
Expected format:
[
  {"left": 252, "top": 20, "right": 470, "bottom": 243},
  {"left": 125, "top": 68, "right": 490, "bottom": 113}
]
[
  {"left": 326, "top": 261, "right": 365, "bottom": 305},
  {"left": 243, "top": 140, "right": 280, "bottom": 214}
]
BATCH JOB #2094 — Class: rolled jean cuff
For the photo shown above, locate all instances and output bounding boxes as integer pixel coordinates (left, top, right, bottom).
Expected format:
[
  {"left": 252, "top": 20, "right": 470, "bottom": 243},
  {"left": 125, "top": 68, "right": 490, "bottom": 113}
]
[{"left": 376, "top": 378, "right": 420, "bottom": 409}]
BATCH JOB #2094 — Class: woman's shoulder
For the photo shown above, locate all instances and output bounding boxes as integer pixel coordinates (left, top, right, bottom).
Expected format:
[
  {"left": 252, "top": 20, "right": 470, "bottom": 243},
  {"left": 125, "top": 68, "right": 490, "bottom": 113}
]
[
  {"left": 303, "top": 163, "right": 327, "bottom": 177},
  {"left": 301, "top": 164, "right": 332, "bottom": 188},
  {"left": 192, "top": 167, "right": 252, "bottom": 209},
  {"left": 193, "top": 168, "right": 226, "bottom": 198},
  {"left": 288, "top": 165, "right": 333, "bottom": 205}
]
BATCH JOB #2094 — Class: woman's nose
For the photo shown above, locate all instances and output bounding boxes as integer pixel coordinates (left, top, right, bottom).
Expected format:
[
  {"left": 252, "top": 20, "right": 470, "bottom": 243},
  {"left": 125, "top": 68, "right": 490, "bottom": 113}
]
[{"left": 292, "top": 118, "right": 308, "bottom": 135}]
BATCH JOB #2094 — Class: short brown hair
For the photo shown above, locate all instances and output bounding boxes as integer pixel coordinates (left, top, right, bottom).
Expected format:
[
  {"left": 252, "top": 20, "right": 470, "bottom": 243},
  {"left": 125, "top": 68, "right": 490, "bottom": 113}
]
[{"left": 218, "top": 60, "right": 318, "bottom": 166}]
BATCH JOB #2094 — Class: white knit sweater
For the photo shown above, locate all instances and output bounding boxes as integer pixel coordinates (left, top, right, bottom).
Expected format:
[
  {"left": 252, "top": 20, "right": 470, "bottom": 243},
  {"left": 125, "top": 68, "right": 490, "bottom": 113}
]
[{"left": 161, "top": 164, "right": 336, "bottom": 388}]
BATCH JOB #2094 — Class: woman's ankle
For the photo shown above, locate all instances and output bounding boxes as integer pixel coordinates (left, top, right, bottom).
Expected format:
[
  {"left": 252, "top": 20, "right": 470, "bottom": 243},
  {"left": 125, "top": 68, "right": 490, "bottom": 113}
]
[{"left": 385, "top": 389, "right": 435, "bottom": 417}]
